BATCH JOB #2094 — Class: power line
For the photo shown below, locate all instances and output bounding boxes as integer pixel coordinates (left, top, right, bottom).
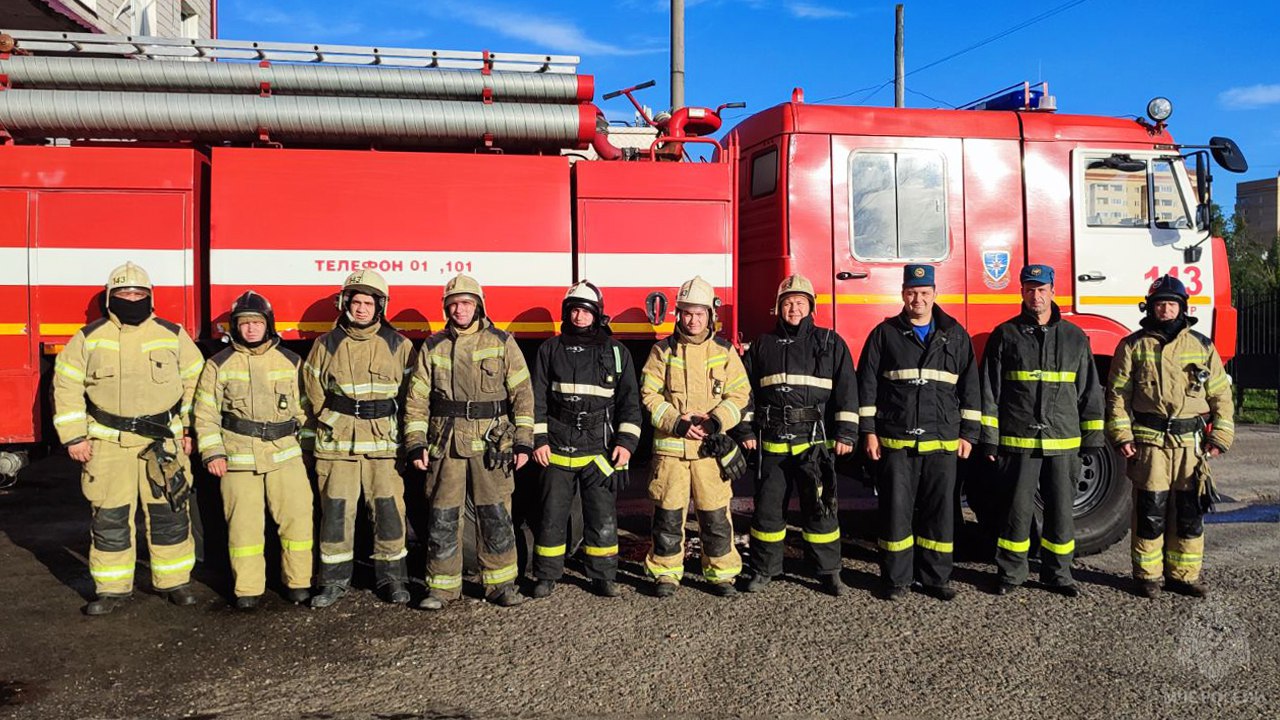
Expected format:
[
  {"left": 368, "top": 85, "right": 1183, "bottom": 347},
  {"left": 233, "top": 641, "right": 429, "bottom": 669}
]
[{"left": 814, "top": 0, "right": 1090, "bottom": 104}]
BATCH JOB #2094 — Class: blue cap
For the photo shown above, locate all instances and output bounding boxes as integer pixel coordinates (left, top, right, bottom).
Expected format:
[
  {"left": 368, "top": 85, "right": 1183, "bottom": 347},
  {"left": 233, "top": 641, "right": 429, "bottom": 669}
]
[
  {"left": 902, "top": 264, "right": 935, "bottom": 288},
  {"left": 1019, "top": 264, "right": 1055, "bottom": 285}
]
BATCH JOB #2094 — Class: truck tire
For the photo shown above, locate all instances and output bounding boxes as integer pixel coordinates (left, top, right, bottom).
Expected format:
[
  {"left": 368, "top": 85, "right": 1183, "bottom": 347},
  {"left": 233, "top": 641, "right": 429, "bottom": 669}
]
[{"left": 1068, "top": 446, "right": 1130, "bottom": 556}]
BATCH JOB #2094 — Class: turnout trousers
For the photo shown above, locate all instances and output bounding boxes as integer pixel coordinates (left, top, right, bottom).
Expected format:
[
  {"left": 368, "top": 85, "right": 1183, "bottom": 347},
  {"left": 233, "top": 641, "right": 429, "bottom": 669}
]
[
  {"left": 875, "top": 449, "right": 955, "bottom": 589},
  {"left": 220, "top": 460, "right": 314, "bottom": 598},
  {"left": 995, "top": 452, "right": 1078, "bottom": 587},
  {"left": 748, "top": 452, "right": 841, "bottom": 578},
  {"left": 1127, "top": 444, "right": 1205, "bottom": 583},
  {"left": 645, "top": 455, "right": 742, "bottom": 585},
  {"left": 424, "top": 451, "right": 519, "bottom": 600},
  {"left": 533, "top": 463, "right": 620, "bottom": 581},
  {"left": 315, "top": 457, "right": 408, "bottom": 588},
  {"left": 81, "top": 438, "right": 196, "bottom": 595}
]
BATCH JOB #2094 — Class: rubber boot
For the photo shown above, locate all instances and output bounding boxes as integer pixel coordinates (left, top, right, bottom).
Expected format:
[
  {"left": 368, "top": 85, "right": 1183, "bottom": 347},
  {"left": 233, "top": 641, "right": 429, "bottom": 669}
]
[
  {"left": 1136, "top": 580, "right": 1161, "bottom": 599},
  {"left": 1169, "top": 579, "right": 1208, "bottom": 598},
  {"left": 654, "top": 582, "right": 677, "bottom": 598},
  {"left": 820, "top": 574, "right": 846, "bottom": 597},
  {"left": 487, "top": 584, "right": 526, "bottom": 607},
  {"left": 381, "top": 581, "right": 410, "bottom": 605},
  {"left": 285, "top": 588, "right": 310, "bottom": 604},
  {"left": 84, "top": 593, "right": 131, "bottom": 616},
  {"left": 709, "top": 582, "right": 737, "bottom": 597},
  {"left": 235, "top": 595, "right": 260, "bottom": 612},
  {"left": 592, "top": 579, "right": 621, "bottom": 598},
  {"left": 417, "top": 593, "right": 446, "bottom": 611},
  {"left": 310, "top": 585, "right": 347, "bottom": 609},
  {"left": 743, "top": 573, "right": 771, "bottom": 593},
  {"left": 164, "top": 584, "right": 198, "bottom": 607},
  {"left": 921, "top": 583, "right": 957, "bottom": 602},
  {"left": 531, "top": 579, "right": 556, "bottom": 599}
]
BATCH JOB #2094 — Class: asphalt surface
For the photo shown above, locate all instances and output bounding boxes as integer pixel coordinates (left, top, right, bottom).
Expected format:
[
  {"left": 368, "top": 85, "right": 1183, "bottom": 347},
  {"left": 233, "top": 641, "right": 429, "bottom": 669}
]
[{"left": 1, "top": 427, "right": 1277, "bottom": 719}]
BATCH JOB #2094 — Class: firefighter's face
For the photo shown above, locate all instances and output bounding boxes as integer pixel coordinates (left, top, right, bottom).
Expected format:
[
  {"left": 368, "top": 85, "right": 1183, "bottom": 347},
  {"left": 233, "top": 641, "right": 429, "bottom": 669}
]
[
  {"left": 779, "top": 294, "right": 811, "bottom": 324},
  {"left": 1153, "top": 299, "right": 1182, "bottom": 321},
  {"left": 348, "top": 293, "right": 378, "bottom": 323},
  {"left": 448, "top": 297, "right": 477, "bottom": 326},
  {"left": 111, "top": 288, "right": 149, "bottom": 302},
  {"left": 237, "top": 318, "right": 267, "bottom": 343},
  {"left": 569, "top": 307, "right": 595, "bottom": 328},
  {"left": 679, "top": 305, "right": 710, "bottom": 335},
  {"left": 1021, "top": 282, "right": 1054, "bottom": 313},
  {"left": 902, "top": 286, "right": 935, "bottom": 320}
]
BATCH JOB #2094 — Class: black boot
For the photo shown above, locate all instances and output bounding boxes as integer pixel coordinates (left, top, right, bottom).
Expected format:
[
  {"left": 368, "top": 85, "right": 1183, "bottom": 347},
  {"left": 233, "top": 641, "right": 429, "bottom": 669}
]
[
  {"left": 487, "top": 584, "right": 526, "bottom": 607},
  {"left": 84, "top": 593, "right": 131, "bottom": 616},
  {"left": 743, "top": 573, "right": 771, "bottom": 593},
  {"left": 416, "top": 593, "right": 447, "bottom": 611},
  {"left": 1046, "top": 583, "right": 1080, "bottom": 598},
  {"left": 1168, "top": 579, "right": 1208, "bottom": 598},
  {"left": 530, "top": 579, "right": 556, "bottom": 599},
  {"left": 654, "top": 582, "right": 677, "bottom": 598},
  {"left": 591, "top": 579, "right": 621, "bottom": 598},
  {"left": 380, "top": 581, "right": 410, "bottom": 604},
  {"left": 284, "top": 588, "right": 310, "bottom": 604},
  {"left": 881, "top": 584, "right": 908, "bottom": 601},
  {"left": 235, "top": 595, "right": 260, "bottom": 612},
  {"left": 820, "top": 574, "right": 846, "bottom": 597},
  {"left": 994, "top": 581, "right": 1020, "bottom": 596},
  {"left": 921, "top": 584, "right": 957, "bottom": 601},
  {"left": 163, "top": 584, "right": 198, "bottom": 607},
  {"left": 1136, "top": 580, "right": 1161, "bottom": 599},
  {"left": 310, "top": 585, "right": 347, "bottom": 609},
  {"left": 710, "top": 582, "right": 738, "bottom": 597}
]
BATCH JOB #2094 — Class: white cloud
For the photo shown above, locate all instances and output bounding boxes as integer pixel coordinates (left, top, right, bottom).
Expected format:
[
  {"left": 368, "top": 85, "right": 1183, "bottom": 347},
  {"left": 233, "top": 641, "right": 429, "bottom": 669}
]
[
  {"left": 1219, "top": 84, "right": 1280, "bottom": 110},
  {"left": 787, "top": 2, "right": 853, "bottom": 19},
  {"left": 434, "top": 2, "right": 664, "bottom": 57}
]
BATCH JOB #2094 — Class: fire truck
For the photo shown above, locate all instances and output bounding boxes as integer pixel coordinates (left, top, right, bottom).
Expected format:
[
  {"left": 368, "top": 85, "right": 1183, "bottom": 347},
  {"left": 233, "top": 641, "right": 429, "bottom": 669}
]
[{"left": 0, "top": 30, "right": 1247, "bottom": 553}]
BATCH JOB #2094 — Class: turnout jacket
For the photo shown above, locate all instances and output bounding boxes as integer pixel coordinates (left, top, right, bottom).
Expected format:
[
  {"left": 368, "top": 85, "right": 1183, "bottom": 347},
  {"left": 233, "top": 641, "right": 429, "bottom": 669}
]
[
  {"left": 302, "top": 320, "right": 414, "bottom": 460},
  {"left": 52, "top": 312, "right": 204, "bottom": 448},
  {"left": 531, "top": 332, "right": 642, "bottom": 461},
  {"left": 739, "top": 316, "right": 859, "bottom": 453},
  {"left": 640, "top": 328, "right": 751, "bottom": 460},
  {"left": 979, "top": 303, "right": 1104, "bottom": 455},
  {"left": 1106, "top": 318, "right": 1234, "bottom": 451},
  {"left": 857, "top": 306, "right": 980, "bottom": 452},
  {"left": 403, "top": 318, "right": 535, "bottom": 459},
  {"left": 194, "top": 337, "right": 307, "bottom": 473}
]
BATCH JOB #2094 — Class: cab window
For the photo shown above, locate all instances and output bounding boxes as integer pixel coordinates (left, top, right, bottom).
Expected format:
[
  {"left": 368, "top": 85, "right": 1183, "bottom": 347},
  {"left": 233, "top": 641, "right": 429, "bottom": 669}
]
[
  {"left": 849, "top": 150, "right": 947, "bottom": 261},
  {"left": 1083, "top": 156, "right": 1191, "bottom": 229}
]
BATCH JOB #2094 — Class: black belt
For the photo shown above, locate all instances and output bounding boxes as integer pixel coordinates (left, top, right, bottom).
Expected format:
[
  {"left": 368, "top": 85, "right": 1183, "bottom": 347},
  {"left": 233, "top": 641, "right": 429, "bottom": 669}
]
[
  {"left": 87, "top": 400, "right": 179, "bottom": 440},
  {"left": 759, "top": 404, "right": 823, "bottom": 428},
  {"left": 550, "top": 404, "right": 609, "bottom": 430},
  {"left": 1134, "top": 412, "right": 1207, "bottom": 435},
  {"left": 431, "top": 398, "right": 509, "bottom": 420},
  {"left": 221, "top": 414, "right": 299, "bottom": 441},
  {"left": 324, "top": 393, "right": 398, "bottom": 420}
]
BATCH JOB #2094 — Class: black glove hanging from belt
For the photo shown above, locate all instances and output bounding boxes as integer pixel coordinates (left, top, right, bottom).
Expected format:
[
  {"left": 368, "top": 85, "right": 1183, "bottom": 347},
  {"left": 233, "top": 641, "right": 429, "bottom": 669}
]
[
  {"left": 700, "top": 433, "right": 747, "bottom": 483},
  {"left": 799, "top": 442, "right": 838, "bottom": 518}
]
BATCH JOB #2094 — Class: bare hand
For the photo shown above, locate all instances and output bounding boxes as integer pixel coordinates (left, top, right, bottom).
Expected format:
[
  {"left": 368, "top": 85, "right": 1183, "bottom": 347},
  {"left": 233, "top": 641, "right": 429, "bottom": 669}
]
[
  {"left": 1119, "top": 442, "right": 1136, "bottom": 459},
  {"left": 514, "top": 452, "right": 529, "bottom": 471},
  {"left": 741, "top": 438, "right": 758, "bottom": 451},
  {"left": 181, "top": 435, "right": 193, "bottom": 456},
  {"left": 863, "top": 433, "right": 881, "bottom": 462},
  {"left": 611, "top": 446, "right": 632, "bottom": 467},
  {"left": 957, "top": 438, "right": 972, "bottom": 460},
  {"left": 681, "top": 413, "right": 708, "bottom": 440},
  {"left": 413, "top": 457, "right": 429, "bottom": 472},
  {"left": 534, "top": 446, "right": 551, "bottom": 467},
  {"left": 206, "top": 457, "right": 227, "bottom": 478},
  {"left": 1203, "top": 443, "right": 1221, "bottom": 458},
  {"left": 834, "top": 440, "right": 854, "bottom": 456},
  {"left": 67, "top": 440, "right": 93, "bottom": 464}
]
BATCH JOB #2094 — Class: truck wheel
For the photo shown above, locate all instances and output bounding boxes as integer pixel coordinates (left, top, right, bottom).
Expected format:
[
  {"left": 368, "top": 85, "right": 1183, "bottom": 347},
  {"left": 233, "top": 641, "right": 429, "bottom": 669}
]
[{"left": 1069, "top": 446, "right": 1130, "bottom": 556}]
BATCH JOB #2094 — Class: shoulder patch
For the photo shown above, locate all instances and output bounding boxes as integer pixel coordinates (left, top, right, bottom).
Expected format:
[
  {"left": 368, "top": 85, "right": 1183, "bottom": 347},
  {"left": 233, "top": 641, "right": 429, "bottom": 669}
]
[
  {"left": 713, "top": 336, "right": 733, "bottom": 350},
  {"left": 1189, "top": 330, "right": 1213, "bottom": 350},
  {"left": 153, "top": 317, "right": 181, "bottom": 335},
  {"left": 209, "top": 346, "right": 236, "bottom": 367},
  {"left": 82, "top": 317, "right": 110, "bottom": 337},
  {"left": 276, "top": 346, "right": 302, "bottom": 367},
  {"left": 423, "top": 329, "right": 451, "bottom": 351},
  {"left": 486, "top": 324, "right": 511, "bottom": 343},
  {"left": 377, "top": 323, "right": 406, "bottom": 353},
  {"left": 320, "top": 329, "right": 345, "bottom": 356}
]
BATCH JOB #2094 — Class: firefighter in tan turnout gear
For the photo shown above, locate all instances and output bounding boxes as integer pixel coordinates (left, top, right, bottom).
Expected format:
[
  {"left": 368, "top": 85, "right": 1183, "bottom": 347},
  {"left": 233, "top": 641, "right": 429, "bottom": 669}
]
[
  {"left": 1107, "top": 275, "right": 1234, "bottom": 598},
  {"left": 405, "top": 274, "right": 536, "bottom": 610},
  {"left": 304, "top": 270, "right": 414, "bottom": 608},
  {"left": 52, "top": 262, "right": 204, "bottom": 616},
  {"left": 195, "top": 291, "right": 313, "bottom": 610},
  {"left": 641, "top": 276, "right": 751, "bottom": 597}
]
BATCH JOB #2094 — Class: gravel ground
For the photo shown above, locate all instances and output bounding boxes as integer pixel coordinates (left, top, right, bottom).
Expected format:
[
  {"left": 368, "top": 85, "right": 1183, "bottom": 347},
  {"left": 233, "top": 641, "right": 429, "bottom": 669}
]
[{"left": 1, "top": 428, "right": 1277, "bottom": 719}]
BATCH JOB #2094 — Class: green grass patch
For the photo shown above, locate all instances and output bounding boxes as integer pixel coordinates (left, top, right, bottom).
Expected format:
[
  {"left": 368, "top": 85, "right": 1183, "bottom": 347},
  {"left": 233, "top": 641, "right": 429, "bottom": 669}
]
[{"left": 1238, "top": 388, "right": 1279, "bottom": 425}]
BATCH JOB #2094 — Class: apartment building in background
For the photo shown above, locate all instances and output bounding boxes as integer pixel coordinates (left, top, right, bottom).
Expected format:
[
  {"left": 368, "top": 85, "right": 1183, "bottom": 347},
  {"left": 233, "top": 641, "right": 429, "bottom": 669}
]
[
  {"left": 1236, "top": 173, "right": 1280, "bottom": 247},
  {"left": 1, "top": 0, "right": 214, "bottom": 38}
]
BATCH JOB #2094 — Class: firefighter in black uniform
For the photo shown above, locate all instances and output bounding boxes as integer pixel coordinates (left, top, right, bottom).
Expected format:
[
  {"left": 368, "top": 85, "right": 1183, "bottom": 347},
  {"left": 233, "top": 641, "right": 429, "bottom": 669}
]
[
  {"left": 858, "top": 265, "right": 980, "bottom": 601},
  {"left": 980, "top": 264, "right": 1105, "bottom": 597},
  {"left": 530, "top": 282, "right": 643, "bottom": 599},
  {"left": 738, "top": 274, "right": 858, "bottom": 597}
]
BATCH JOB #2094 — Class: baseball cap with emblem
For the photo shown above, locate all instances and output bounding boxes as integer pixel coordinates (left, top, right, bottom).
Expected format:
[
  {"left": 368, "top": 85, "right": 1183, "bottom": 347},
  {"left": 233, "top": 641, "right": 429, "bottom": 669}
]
[
  {"left": 1019, "top": 264, "right": 1055, "bottom": 285},
  {"left": 902, "top": 264, "right": 935, "bottom": 288}
]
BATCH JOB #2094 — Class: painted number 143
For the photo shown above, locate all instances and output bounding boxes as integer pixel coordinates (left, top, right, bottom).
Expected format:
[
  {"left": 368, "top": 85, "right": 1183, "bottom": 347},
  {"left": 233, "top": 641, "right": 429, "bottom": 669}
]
[{"left": 1144, "top": 266, "right": 1202, "bottom": 294}]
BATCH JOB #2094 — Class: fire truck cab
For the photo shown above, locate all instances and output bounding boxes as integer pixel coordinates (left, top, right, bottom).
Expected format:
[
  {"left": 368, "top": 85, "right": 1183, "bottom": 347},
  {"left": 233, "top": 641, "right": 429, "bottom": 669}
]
[{"left": 725, "top": 87, "right": 1246, "bottom": 553}]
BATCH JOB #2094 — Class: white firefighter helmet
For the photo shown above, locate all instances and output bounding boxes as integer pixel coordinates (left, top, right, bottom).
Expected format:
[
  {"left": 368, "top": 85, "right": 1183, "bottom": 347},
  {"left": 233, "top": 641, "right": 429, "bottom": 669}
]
[
  {"left": 676, "top": 275, "right": 717, "bottom": 311},
  {"left": 563, "top": 280, "right": 604, "bottom": 319},
  {"left": 336, "top": 269, "right": 389, "bottom": 316},
  {"left": 443, "top": 273, "right": 486, "bottom": 316},
  {"left": 105, "top": 262, "right": 152, "bottom": 295},
  {"left": 776, "top": 273, "right": 815, "bottom": 313}
]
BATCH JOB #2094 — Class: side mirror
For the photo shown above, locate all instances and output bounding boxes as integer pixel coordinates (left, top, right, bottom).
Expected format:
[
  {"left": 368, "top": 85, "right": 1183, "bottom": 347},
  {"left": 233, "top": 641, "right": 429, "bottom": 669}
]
[
  {"left": 1184, "top": 245, "right": 1203, "bottom": 264},
  {"left": 645, "top": 291, "right": 669, "bottom": 326},
  {"left": 1089, "top": 153, "right": 1147, "bottom": 173},
  {"left": 1210, "top": 136, "right": 1249, "bottom": 173}
]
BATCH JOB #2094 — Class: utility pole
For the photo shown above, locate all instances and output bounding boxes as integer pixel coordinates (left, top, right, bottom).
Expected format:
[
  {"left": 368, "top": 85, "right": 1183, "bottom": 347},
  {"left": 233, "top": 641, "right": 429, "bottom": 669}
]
[
  {"left": 894, "top": 3, "right": 905, "bottom": 108},
  {"left": 671, "top": 0, "right": 685, "bottom": 110}
]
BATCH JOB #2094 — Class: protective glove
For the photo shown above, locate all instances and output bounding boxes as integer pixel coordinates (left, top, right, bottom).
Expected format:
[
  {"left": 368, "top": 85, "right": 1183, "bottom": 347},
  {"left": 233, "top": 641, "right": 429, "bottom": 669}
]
[{"left": 699, "top": 433, "right": 747, "bottom": 483}]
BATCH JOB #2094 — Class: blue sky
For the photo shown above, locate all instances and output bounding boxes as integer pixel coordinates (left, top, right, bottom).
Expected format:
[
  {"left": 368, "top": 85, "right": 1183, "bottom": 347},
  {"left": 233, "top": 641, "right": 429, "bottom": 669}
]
[{"left": 221, "top": 0, "right": 1279, "bottom": 213}]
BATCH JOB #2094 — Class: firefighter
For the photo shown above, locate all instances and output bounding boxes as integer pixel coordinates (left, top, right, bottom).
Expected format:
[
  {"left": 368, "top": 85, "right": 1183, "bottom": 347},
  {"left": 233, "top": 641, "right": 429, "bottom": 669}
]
[
  {"left": 1106, "top": 275, "right": 1234, "bottom": 598},
  {"left": 304, "top": 269, "right": 414, "bottom": 608},
  {"left": 979, "top": 264, "right": 1105, "bottom": 597},
  {"left": 640, "top": 276, "right": 751, "bottom": 597},
  {"left": 404, "top": 274, "right": 536, "bottom": 610},
  {"left": 52, "top": 262, "right": 204, "bottom": 615},
  {"left": 528, "top": 282, "right": 642, "bottom": 599},
  {"left": 858, "top": 265, "right": 980, "bottom": 601},
  {"left": 737, "top": 274, "right": 857, "bottom": 597},
  {"left": 194, "top": 291, "right": 313, "bottom": 610}
]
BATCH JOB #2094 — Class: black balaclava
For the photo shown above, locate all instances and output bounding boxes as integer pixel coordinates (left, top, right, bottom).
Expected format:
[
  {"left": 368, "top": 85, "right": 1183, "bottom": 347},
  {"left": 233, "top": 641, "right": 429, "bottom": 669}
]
[
  {"left": 109, "top": 295, "right": 151, "bottom": 326},
  {"left": 561, "top": 301, "right": 607, "bottom": 346}
]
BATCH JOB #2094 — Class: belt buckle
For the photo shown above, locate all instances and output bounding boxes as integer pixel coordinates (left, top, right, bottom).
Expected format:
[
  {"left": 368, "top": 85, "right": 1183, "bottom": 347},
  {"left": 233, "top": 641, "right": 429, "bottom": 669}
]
[
  {"left": 907, "top": 428, "right": 926, "bottom": 436},
  {"left": 781, "top": 405, "right": 794, "bottom": 425},
  {"left": 464, "top": 401, "right": 477, "bottom": 421},
  {"left": 350, "top": 398, "right": 364, "bottom": 419},
  {"left": 910, "top": 378, "right": 928, "bottom": 386}
]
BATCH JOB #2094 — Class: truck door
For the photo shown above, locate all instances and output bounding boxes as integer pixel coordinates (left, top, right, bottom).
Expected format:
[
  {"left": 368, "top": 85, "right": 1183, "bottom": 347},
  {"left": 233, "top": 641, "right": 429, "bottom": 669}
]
[
  {"left": 0, "top": 191, "right": 35, "bottom": 443},
  {"left": 830, "top": 137, "right": 965, "bottom": 360},
  {"left": 1071, "top": 150, "right": 1210, "bottom": 334}
]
